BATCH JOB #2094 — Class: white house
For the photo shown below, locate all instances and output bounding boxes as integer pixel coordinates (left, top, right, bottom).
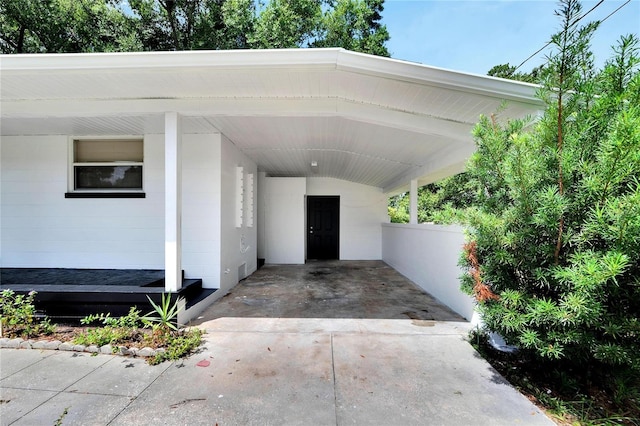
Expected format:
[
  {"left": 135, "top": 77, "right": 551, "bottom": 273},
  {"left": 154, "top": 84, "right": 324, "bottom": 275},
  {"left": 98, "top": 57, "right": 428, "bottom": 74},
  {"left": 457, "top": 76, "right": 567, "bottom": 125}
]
[{"left": 0, "top": 49, "right": 542, "bottom": 321}]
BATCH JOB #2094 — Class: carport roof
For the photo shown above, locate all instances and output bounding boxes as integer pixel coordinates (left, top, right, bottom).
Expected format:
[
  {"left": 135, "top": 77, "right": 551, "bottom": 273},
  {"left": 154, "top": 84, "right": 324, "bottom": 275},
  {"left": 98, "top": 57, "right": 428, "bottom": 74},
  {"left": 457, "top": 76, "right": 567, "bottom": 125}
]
[{"left": 0, "top": 48, "right": 542, "bottom": 193}]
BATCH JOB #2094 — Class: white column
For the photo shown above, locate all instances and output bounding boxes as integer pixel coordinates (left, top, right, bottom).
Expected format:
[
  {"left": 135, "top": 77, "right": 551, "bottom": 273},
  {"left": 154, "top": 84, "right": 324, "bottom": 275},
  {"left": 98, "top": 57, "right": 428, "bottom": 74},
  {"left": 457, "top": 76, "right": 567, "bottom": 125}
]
[
  {"left": 165, "top": 112, "right": 182, "bottom": 292},
  {"left": 409, "top": 179, "right": 418, "bottom": 225}
]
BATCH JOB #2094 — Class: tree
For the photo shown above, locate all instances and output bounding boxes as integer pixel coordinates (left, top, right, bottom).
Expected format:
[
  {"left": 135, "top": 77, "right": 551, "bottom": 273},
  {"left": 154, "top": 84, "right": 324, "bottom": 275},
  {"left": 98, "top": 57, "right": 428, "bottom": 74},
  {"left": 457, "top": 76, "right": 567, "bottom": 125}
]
[
  {"left": 387, "top": 173, "right": 480, "bottom": 224},
  {"left": 251, "top": 0, "right": 322, "bottom": 49},
  {"left": 219, "top": 0, "right": 255, "bottom": 49},
  {"left": 2, "top": 0, "right": 390, "bottom": 55},
  {"left": 461, "top": 0, "right": 640, "bottom": 380},
  {"left": 313, "top": 0, "right": 390, "bottom": 56},
  {"left": 126, "top": 0, "right": 204, "bottom": 50},
  {"left": 487, "top": 63, "right": 545, "bottom": 83},
  {"left": 0, "top": 0, "right": 138, "bottom": 53}
]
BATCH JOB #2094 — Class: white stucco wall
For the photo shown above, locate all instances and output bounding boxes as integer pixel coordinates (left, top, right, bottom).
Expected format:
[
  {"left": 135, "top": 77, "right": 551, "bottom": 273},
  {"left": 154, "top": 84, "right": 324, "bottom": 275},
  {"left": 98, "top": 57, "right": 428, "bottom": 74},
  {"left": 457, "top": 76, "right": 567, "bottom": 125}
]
[
  {"left": 218, "top": 135, "right": 258, "bottom": 292},
  {"left": 256, "top": 171, "right": 267, "bottom": 260},
  {"left": 179, "top": 133, "right": 222, "bottom": 290},
  {"left": 0, "top": 133, "right": 228, "bottom": 291},
  {"left": 381, "top": 223, "right": 475, "bottom": 320},
  {"left": 1, "top": 135, "right": 165, "bottom": 268},
  {"left": 258, "top": 176, "right": 386, "bottom": 263},
  {"left": 306, "top": 178, "right": 386, "bottom": 260},
  {"left": 262, "top": 177, "right": 307, "bottom": 264}
]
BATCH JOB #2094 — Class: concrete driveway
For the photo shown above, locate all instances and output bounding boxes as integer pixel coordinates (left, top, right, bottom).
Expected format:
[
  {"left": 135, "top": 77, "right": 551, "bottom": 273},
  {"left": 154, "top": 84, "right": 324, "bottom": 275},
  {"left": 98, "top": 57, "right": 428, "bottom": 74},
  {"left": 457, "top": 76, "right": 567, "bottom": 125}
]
[
  {"left": 1, "top": 318, "right": 552, "bottom": 425},
  {"left": 0, "top": 261, "right": 554, "bottom": 425}
]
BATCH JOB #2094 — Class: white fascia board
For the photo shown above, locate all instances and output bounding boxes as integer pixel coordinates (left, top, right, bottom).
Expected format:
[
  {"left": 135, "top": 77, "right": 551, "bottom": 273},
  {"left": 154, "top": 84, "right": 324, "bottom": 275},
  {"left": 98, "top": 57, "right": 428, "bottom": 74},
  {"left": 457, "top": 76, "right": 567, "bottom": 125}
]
[
  {"left": 0, "top": 48, "right": 342, "bottom": 72},
  {"left": 335, "top": 50, "right": 543, "bottom": 106}
]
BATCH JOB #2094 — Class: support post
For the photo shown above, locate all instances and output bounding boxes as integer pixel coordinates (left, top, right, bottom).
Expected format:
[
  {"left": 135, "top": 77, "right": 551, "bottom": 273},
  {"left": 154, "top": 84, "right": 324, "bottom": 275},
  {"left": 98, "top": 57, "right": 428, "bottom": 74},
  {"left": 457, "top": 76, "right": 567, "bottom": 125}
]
[
  {"left": 410, "top": 179, "right": 418, "bottom": 225},
  {"left": 165, "top": 112, "right": 182, "bottom": 292}
]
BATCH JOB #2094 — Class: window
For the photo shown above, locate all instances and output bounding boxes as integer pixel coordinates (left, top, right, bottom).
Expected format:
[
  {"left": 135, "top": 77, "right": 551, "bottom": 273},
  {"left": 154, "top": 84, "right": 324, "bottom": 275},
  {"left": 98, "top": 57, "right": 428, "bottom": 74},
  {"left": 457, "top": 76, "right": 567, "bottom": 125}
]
[{"left": 66, "top": 138, "right": 145, "bottom": 198}]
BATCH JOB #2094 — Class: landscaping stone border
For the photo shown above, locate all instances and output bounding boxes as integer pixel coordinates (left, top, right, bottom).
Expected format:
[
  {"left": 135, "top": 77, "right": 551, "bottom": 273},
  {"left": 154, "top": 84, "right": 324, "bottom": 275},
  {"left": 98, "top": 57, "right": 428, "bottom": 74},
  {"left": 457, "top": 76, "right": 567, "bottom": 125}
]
[{"left": 0, "top": 337, "right": 164, "bottom": 358}]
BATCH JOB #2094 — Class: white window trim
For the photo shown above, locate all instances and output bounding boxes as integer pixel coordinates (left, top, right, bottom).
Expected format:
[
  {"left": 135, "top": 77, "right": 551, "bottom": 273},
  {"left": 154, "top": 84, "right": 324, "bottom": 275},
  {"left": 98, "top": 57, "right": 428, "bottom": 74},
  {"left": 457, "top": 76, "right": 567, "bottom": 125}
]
[{"left": 67, "top": 136, "right": 145, "bottom": 196}]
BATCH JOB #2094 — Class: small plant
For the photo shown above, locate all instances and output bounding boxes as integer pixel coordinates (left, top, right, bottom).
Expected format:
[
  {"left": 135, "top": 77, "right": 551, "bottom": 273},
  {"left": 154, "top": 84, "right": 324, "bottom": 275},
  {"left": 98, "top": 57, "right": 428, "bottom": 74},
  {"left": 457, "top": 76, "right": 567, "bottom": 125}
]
[
  {"left": 147, "top": 327, "right": 203, "bottom": 365},
  {"left": 75, "top": 296, "right": 202, "bottom": 364},
  {"left": 53, "top": 406, "right": 69, "bottom": 426},
  {"left": 74, "top": 307, "right": 146, "bottom": 348},
  {"left": 142, "top": 293, "right": 181, "bottom": 331},
  {"left": 81, "top": 306, "right": 145, "bottom": 328},
  {"left": 0, "top": 289, "right": 55, "bottom": 338}
]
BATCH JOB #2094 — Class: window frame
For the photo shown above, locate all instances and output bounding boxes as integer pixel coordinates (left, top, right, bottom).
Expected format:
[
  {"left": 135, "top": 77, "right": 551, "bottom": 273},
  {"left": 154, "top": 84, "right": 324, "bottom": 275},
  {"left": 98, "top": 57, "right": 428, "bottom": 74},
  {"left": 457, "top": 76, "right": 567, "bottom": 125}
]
[{"left": 66, "top": 136, "right": 146, "bottom": 199}]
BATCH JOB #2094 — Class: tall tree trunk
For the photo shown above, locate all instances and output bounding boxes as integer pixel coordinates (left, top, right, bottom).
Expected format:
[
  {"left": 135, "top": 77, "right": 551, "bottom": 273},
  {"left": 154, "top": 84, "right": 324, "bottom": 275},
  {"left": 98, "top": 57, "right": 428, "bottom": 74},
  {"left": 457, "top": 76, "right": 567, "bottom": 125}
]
[{"left": 17, "top": 25, "right": 26, "bottom": 53}]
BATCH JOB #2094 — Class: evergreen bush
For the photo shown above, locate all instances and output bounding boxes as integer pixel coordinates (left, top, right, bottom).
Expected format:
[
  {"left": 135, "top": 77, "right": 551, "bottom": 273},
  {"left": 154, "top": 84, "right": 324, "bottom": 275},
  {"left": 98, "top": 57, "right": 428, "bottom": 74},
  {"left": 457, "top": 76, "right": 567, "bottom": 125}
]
[{"left": 461, "top": 0, "right": 640, "bottom": 374}]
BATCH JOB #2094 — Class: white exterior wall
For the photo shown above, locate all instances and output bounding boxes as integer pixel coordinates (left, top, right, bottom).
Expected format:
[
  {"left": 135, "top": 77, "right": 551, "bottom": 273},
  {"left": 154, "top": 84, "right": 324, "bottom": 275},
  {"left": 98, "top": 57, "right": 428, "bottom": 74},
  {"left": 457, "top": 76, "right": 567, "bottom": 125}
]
[
  {"left": 306, "top": 178, "right": 386, "bottom": 260},
  {"left": 179, "top": 133, "right": 222, "bottom": 289},
  {"left": 262, "top": 177, "right": 306, "bottom": 264},
  {"left": 381, "top": 223, "right": 475, "bottom": 320},
  {"left": 1, "top": 135, "right": 164, "bottom": 268},
  {"left": 218, "top": 135, "right": 258, "bottom": 292},
  {"left": 258, "top": 176, "right": 386, "bottom": 263},
  {"left": 1, "top": 133, "right": 227, "bottom": 291},
  {"left": 256, "top": 171, "right": 267, "bottom": 260}
]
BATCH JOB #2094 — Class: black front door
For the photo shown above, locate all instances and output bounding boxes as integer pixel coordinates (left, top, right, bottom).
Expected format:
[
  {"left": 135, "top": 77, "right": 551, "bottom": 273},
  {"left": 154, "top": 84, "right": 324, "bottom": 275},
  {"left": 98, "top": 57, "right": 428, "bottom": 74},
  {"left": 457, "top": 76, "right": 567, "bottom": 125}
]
[{"left": 307, "top": 196, "right": 339, "bottom": 260}]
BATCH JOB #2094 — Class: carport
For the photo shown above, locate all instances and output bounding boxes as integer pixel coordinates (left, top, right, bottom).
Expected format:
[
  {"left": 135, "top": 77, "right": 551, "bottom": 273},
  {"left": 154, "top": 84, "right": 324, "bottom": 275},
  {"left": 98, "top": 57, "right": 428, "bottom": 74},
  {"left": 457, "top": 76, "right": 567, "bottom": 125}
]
[
  {"left": 196, "top": 260, "right": 464, "bottom": 322},
  {"left": 1, "top": 48, "right": 542, "bottom": 322}
]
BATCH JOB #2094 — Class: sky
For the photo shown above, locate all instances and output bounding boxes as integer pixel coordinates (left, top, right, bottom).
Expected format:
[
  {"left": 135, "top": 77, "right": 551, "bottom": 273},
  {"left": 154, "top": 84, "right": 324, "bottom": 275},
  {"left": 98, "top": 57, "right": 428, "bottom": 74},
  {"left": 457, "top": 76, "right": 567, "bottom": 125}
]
[{"left": 381, "top": 0, "right": 640, "bottom": 76}]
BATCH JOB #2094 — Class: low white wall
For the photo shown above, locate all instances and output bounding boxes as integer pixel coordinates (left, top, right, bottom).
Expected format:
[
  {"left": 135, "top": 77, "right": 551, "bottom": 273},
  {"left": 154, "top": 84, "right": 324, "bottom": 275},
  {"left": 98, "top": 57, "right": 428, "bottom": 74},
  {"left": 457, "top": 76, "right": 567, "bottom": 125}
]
[
  {"left": 306, "top": 178, "right": 387, "bottom": 260},
  {"left": 381, "top": 223, "right": 475, "bottom": 320}
]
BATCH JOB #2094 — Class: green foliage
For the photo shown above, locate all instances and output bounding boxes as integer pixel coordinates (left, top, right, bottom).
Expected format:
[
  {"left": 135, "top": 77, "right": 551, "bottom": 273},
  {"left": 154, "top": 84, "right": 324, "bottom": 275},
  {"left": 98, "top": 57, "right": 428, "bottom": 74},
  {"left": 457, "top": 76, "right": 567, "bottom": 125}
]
[
  {"left": 312, "top": 0, "right": 390, "bottom": 56},
  {"left": 0, "top": 0, "right": 139, "bottom": 53},
  {"left": 75, "top": 306, "right": 146, "bottom": 347},
  {"left": 80, "top": 306, "right": 145, "bottom": 328},
  {"left": 73, "top": 325, "right": 134, "bottom": 348},
  {"left": 1, "top": 0, "right": 390, "bottom": 55},
  {"left": 251, "top": 0, "right": 321, "bottom": 49},
  {"left": 142, "top": 293, "right": 181, "bottom": 331},
  {"left": 147, "top": 328, "right": 203, "bottom": 365},
  {"left": 53, "top": 407, "right": 69, "bottom": 426},
  {"left": 0, "top": 290, "right": 55, "bottom": 338},
  {"left": 469, "top": 329, "right": 640, "bottom": 424},
  {"left": 487, "top": 63, "right": 546, "bottom": 83},
  {"left": 461, "top": 0, "right": 640, "bottom": 376},
  {"left": 75, "top": 299, "right": 202, "bottom": 364},
  {"left": 387, "top": 173, "right": 480, "bottom": 224}
]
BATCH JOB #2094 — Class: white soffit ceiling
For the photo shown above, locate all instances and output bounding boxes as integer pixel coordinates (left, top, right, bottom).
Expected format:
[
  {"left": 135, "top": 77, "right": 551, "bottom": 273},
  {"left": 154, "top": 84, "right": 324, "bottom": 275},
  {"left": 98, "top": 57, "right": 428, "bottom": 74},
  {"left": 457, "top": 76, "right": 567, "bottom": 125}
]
[{"left": 0, "top": 48, "right": 543, "bottom": 192}]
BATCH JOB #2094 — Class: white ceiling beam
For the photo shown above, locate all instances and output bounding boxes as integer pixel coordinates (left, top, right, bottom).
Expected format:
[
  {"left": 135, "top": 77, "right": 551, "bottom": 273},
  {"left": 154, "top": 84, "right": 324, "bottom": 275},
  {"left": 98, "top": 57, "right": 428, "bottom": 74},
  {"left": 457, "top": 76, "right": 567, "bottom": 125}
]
[
  {"left": 1, "top": 97, "right": 476, "bottom": 139},
  {"left": 383, "top": 142, "right": 475, "bottom": 194}
]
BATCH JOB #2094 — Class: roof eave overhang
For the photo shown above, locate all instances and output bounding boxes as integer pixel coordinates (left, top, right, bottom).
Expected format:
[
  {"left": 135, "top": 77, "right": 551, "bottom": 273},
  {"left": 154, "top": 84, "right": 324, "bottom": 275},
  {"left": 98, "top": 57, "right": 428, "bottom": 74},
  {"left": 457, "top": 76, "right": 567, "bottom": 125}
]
[{"left": 1, "top": 47, "right": 542, "bottom": 107}]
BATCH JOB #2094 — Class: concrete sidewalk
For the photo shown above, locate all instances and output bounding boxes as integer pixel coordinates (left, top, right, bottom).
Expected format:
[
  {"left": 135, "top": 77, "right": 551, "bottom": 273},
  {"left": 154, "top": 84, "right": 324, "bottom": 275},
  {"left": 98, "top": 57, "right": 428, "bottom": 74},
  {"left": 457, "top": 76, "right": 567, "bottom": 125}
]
[{"left": 1, "top": 318, "right": 553, "bottom": 426}]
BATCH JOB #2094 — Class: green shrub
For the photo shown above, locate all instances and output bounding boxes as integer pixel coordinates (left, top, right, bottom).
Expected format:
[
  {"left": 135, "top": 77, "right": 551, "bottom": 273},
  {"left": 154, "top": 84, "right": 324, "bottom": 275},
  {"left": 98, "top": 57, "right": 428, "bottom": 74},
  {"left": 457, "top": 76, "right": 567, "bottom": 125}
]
[
  {"left": 0, "top": 289, "right": 55, "bottom": 338},
  {"left": 461, "top": 0, "right": 640, "bottom": 375}
]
